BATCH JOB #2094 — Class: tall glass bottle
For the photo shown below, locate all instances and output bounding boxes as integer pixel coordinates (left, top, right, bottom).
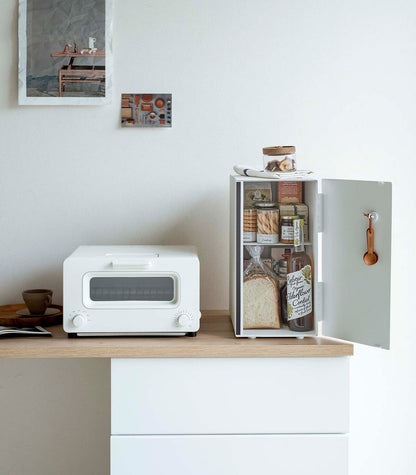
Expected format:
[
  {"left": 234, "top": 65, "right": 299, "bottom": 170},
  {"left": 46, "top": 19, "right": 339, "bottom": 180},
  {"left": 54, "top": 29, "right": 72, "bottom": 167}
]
[
  {"left": 279, "top": 248, "right": 291, "bottom": 325},
  {"left": 287, "top": 219, "right": 313, "bottom": 331}
]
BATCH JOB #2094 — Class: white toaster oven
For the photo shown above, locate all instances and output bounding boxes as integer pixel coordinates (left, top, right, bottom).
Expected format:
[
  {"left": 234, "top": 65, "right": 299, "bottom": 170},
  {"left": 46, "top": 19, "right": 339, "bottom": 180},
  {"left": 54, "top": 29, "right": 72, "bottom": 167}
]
[{"left": 63, "top": 245, "right": 201, "bottom": 337}]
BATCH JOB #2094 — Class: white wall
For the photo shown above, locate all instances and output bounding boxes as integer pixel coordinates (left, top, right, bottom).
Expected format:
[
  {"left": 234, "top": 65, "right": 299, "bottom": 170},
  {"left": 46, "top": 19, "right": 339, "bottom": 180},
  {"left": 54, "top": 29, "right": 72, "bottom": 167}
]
[{"left": 0, "top": 0, "right": 415, "bottom": 473}]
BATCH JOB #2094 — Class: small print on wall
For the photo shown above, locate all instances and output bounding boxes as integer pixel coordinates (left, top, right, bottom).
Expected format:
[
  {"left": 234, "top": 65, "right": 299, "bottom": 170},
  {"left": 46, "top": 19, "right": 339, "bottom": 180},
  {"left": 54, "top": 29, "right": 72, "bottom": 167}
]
[
  {"left": 18, "top": 0, "right": 113, "bottom": 105},
  {"left": 121, "top": 94, "right": 172, "bottom": 127}
]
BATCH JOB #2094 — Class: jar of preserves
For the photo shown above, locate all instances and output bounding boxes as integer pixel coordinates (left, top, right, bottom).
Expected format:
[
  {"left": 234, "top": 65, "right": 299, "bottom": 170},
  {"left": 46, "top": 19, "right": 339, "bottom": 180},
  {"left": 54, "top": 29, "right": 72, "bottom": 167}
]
[
  {"left": 280, "top": 215, "right": 299, "bottom": 244},
  {"left": 256, "top": 202, "right": 279, "bottom": 244}
]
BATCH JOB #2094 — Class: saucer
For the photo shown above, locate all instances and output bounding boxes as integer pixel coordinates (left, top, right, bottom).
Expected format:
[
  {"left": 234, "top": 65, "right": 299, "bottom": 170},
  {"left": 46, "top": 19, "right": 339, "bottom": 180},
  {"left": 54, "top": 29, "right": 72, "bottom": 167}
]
[
  {"left": 16, "top": 307, "right": 60, "bottom": 317},
  {"left": 0, "top": 304, "right": 63, "bottom": 327}
]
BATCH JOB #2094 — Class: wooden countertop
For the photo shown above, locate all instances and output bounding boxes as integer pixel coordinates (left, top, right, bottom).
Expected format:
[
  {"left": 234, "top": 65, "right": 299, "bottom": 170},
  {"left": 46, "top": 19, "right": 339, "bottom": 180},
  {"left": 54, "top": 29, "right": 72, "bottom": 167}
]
[{"left": 0, "top": 311, "right": 353, "bottom": 359}]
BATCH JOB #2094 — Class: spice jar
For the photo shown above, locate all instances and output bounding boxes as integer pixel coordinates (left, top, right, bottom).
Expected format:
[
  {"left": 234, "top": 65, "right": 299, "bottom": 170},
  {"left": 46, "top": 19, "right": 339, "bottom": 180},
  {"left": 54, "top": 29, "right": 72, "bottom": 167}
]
[
  {"left": 243, "top": 208, "right": 257, "bottom": 242},
  {"left": 280, "top": 215, "right": 299, "bottom": 244},
  {"left": 256, "top": 202, "right": 279, "bottom": 244},
  {"left": 263, "top": 146, "right": 296, "bottom": 172},
  {"left": 278, "top": 259, "right": 288, "bottom": 277}
]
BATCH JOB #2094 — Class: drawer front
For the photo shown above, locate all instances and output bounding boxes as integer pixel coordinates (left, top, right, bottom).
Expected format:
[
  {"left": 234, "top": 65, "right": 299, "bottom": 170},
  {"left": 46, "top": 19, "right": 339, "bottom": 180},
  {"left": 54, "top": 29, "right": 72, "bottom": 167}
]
[
  {"left": 111, "top": 357, "right": 349, "bottom": 434},
  {"left": 111, "top": 434, "right": 348, "bottom": 475}
]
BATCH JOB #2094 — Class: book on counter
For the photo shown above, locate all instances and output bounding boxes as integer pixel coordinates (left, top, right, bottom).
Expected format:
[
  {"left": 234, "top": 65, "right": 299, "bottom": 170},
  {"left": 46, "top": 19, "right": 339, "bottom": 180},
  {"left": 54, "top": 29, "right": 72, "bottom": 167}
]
[{"left": 0, "top": 326, "right": 51, "bottom": 337}]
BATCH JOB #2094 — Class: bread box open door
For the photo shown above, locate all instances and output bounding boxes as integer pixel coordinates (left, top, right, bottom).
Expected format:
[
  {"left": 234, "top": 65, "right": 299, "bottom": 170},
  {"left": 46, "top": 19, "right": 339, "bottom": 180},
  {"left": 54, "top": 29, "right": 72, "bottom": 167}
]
[{"left": 320, "top": 179, "right": 392, "bottom": 349}]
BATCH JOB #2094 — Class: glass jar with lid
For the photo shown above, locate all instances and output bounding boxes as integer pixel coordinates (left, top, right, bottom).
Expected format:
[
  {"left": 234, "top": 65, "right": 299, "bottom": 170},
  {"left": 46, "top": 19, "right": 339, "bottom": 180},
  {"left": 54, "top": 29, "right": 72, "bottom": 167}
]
[
  {"left": 256, "top": 202, "right": 279, "bottom": 244},
  {"left": 280, "top": 215, "right": 299, "bottom": 244},
  {"left": 278, "top": 259, "right": 288, "bottom": 277},
  {"left": 243, "top": 208, "right": 257, "bottom": 242},
  {"left": 263, "top": 146, "right": 296, "bottom": 172}
]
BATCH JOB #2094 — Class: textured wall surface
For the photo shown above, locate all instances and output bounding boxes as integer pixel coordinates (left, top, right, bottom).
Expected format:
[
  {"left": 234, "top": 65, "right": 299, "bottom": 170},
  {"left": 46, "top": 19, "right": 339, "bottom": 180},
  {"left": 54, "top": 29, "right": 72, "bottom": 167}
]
[
  {"left": 1, "top": 0, "right": 416, "bottom": 474},
  {"left": 27, "top": 0, "right": 105, "bottom": 78}
]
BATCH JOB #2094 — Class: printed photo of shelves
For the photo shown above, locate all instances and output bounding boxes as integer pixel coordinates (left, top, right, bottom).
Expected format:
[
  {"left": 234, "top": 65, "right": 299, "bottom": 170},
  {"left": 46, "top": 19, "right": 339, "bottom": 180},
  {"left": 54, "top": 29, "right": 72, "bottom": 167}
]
[{"left": 121, "top": 93, "right": 172, "bottom": 127}]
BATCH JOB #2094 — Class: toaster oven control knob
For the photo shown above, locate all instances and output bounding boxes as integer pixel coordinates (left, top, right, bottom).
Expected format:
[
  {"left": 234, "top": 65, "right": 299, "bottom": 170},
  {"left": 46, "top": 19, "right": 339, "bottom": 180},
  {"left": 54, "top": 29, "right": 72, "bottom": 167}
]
[
  {"left": 72, "top": 314, "right": 87, "bottom": 328},
  {"left": 176, "top": 313, "right": 192, "bottom": 327}
]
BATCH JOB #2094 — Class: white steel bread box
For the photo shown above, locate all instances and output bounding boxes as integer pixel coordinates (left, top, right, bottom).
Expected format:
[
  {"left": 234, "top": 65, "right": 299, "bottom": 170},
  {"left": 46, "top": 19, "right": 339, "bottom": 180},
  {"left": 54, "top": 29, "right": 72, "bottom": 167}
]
[
  {"left": 63, "top": 245, "right": 201, "bottom": 337},
  {"left": 230, "top": 176, "right": 392, "bottom": 349}
]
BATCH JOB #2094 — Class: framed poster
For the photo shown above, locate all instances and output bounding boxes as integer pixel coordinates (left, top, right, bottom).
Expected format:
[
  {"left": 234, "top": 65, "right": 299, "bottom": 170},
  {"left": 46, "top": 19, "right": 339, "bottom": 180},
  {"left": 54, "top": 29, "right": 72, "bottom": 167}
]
[{"left": 18, "top": 0, "right": 113, "bottom": 105}]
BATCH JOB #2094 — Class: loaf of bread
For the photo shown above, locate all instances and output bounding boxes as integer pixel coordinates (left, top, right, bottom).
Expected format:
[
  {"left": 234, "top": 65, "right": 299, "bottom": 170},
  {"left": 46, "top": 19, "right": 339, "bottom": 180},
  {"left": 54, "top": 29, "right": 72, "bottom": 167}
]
[{"left": 243, "top": 275, "right": 280, "bottom": 329}]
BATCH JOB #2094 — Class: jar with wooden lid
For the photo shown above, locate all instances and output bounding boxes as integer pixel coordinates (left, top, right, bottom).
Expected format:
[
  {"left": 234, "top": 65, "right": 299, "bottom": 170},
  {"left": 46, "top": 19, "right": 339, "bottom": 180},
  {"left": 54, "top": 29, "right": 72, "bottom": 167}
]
[
  {"left": 256, "top": 202, "right": 279, "bottom": 244},
  {"left": 243, "top": 208, "right": 257, "bottom": 242},
  {"left": 263, "top": 146, "right": 296, "bottom": 172},
  {"left": 280, "top": 215, "right": 299, "bottom": 244}
]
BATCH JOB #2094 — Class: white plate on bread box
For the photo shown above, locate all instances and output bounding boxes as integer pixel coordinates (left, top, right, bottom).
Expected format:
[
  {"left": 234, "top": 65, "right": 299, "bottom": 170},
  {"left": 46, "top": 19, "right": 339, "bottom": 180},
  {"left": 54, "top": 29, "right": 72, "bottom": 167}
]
[{"left": 230, "top": 175, "right": 392, "bottom": 349}]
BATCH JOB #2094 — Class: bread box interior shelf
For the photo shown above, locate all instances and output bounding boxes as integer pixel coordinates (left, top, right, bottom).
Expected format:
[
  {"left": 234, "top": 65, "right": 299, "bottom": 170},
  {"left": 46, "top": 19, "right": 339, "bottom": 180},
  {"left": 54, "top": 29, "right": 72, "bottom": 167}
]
[{"left": 229, "top": 175, "right": 392, "bottom": 349}]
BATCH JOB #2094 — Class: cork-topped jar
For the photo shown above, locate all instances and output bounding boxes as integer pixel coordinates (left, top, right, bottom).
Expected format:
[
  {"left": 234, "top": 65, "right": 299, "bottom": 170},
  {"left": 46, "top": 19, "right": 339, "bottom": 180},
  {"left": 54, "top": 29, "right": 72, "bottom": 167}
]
[{"left": 263, "top": 146, "right": 296, "bottom": 172}]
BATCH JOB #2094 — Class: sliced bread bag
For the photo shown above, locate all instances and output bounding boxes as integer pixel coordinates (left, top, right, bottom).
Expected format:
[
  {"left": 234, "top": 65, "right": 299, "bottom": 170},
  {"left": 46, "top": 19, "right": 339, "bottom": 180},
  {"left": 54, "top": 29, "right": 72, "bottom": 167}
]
[{"left": 243, "top": 246, "right": 280, "bottom": 329}]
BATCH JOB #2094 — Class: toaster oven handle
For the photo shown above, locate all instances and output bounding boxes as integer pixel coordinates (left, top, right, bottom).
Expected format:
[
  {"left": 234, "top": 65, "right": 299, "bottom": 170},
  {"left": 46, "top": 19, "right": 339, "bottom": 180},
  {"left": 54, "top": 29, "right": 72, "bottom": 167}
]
[{"left": 111, "top": 258, "right": 154, "bottom": 270}]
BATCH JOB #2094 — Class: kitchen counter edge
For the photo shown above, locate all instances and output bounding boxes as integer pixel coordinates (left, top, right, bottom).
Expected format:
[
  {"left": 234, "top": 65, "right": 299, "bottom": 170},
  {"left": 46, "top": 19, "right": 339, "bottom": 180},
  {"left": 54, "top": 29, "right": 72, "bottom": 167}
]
[{"left": 0, "top": 312, "right": 353, "bottom": 359}]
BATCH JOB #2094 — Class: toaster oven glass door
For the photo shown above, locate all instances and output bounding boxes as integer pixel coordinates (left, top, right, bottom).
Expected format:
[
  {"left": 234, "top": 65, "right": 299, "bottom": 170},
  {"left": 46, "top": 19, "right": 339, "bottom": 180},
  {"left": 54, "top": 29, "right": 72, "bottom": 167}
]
[{"left": 83, "top": 272, "right": 179, "bottom": 309}]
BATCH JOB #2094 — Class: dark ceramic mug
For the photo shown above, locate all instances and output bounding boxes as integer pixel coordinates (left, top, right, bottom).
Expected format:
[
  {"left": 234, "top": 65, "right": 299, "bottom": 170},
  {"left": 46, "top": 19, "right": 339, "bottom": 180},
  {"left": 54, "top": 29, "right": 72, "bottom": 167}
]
[{"left": 22, "top": 289, "right": 53, "bottom": 315}]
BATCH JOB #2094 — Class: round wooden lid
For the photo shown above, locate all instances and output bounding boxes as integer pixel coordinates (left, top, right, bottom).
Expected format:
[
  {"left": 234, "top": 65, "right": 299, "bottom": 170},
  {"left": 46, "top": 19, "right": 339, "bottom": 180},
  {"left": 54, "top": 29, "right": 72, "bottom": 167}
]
[{"left": 263, "top": 146, "right": 296, "bottom": 156}]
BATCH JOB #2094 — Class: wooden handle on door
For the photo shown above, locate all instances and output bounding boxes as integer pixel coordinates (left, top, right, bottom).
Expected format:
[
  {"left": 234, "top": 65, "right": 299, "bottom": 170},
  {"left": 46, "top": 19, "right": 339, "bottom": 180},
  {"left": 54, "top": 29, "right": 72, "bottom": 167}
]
[{"left": 367, "top": 228, "right": 375, "bottom": 254}]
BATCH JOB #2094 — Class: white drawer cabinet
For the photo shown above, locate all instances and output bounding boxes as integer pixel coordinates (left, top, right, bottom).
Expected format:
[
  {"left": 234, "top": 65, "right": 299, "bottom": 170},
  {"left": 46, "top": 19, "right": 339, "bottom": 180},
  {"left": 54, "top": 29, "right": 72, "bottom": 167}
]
[
  {"left": 111, "top": 434, "right": 348, "bottom": 475},
  {"left": 111, "top": 357, "right": 349, "bottom": 435}
]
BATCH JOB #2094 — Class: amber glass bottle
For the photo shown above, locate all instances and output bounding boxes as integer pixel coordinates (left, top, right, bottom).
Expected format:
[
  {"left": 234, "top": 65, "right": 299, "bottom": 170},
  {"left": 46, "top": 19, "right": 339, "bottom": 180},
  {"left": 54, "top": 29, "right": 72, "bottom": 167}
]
[
  {"left": 279, "top": 248, "right": 291, "bottom": 325},
  {"left": 287, "top": 219, "right": 313, "bottom": 331}
]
